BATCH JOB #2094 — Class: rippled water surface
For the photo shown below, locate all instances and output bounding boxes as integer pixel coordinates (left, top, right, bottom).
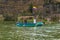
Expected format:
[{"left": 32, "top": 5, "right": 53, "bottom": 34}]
[{"left": 0, "top": 23, "right": 60, "bottom": 40}]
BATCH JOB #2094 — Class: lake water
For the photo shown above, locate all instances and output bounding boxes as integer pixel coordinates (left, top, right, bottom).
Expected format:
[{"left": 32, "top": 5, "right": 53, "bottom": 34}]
[
  {"left": 15, "top": 23, "right": 60, "bottom": 40},
  {"left": 0, "top": 23, "right": 60, "bottom": 40}
]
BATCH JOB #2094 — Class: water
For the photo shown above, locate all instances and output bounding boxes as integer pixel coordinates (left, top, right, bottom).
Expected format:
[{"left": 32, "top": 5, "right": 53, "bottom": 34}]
[
  {"left": 0, "top": 23, "right": 60, "bottom": 40},
  {"left": 20, "top": 23, "right": 60, "bottom": 40}
]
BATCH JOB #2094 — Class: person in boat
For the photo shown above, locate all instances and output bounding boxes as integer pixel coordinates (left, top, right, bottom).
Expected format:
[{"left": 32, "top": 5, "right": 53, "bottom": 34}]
[{"left": 24, "top": 19, "right": 27, "bottom": 24}]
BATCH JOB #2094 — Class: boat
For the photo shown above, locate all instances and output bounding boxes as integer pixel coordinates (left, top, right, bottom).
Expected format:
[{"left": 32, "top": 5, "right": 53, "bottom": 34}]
[
  {"left": 16, "top": 16, "right": 44, "bottom": 27},
  {"left": 16, "top": 22, "right": 43, "bottom": 27}
]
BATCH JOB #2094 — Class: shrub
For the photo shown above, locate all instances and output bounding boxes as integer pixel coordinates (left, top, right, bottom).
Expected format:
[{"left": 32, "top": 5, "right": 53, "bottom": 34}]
[
  {"left": 4, "top": 16, "right": 15, "bottom": 21},
  {"left": 51, "top": 16, "right": 59, "bottom": 22}
]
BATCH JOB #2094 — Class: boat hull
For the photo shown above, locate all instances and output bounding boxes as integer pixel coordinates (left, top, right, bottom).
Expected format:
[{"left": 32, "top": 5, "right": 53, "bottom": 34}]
[{"left": 16, "top": 22, "right": 43, "bottom": 27}]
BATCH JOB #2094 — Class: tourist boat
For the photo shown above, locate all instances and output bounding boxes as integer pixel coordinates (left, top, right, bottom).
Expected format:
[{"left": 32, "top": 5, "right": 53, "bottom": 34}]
[{"left": 16, "top": 16, "right": 44, "bottom": 27}]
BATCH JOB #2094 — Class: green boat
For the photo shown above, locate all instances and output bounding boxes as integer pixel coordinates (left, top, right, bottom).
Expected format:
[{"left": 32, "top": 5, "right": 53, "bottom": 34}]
[
  {"left": 16, "top": 22, "right": 43, "bottom": 27},
  {"left": 16, "top": 16, "right": 44, "bottom": 27}
]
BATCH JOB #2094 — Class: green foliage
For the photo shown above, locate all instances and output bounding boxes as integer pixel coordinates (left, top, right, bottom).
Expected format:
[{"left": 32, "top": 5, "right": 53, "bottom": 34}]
[
  {"left": 18, "top": 18, "right": 33, "bottom": 23},
  {"left": 51, "top": 16, "right": 59, "bottom": 22},
  {"left": 27, "top": 19, "right": 33, "bottom": 23},
  {"left": 4, "top": 16, "right": 15, "bottom": 21},
  {"left": 43, "top": 19, "right": 47, "bottom": 24}
]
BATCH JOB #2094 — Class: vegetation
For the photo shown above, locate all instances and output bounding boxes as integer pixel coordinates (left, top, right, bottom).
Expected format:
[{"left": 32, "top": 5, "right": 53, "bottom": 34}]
[
  {"left": 0, "top": 0, "right": 60, "bottom": 24},
  {"left": 0, "top": 0, "right": 60, "bottom": 40},
  {"left": 51, "top": 16, "right": 59, "bottom": 22}
]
